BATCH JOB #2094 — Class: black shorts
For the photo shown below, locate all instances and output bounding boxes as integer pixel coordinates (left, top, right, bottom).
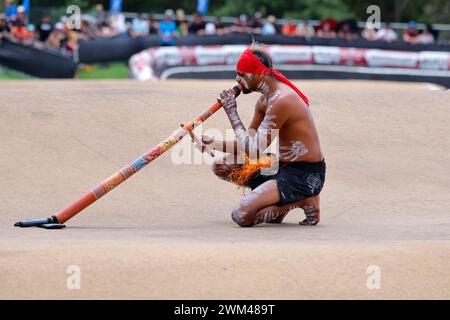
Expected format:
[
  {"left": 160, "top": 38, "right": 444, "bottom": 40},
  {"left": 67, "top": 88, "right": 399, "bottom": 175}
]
[{"left": 246, "top": 159, "right": 326, "bottom": 206}]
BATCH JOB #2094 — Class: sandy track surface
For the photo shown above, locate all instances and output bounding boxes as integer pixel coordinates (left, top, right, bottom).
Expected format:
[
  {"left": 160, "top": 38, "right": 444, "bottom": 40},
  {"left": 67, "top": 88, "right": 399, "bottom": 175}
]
[{"left": 1, "top": 80, "right": 449, "bottom": 299}]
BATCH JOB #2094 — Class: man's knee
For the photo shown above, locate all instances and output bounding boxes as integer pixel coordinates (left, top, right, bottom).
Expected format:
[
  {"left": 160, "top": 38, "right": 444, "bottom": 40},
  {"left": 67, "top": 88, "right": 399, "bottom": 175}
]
[
  {"left": 211, "top": 161, "right": 229, "bottom": 180},
  {"left": 231, "top": 205, "right": 255, "bottom": 227}
]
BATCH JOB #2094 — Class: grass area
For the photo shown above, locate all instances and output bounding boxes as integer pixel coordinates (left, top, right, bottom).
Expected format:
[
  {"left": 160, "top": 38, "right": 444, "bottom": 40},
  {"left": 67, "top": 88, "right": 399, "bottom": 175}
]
[
  {"left": 0, "top": 63, "right": 129, "bottom": 80},
  {"left": 0, "top": 69, "right": 31, "bottom": 80},
  {"left": 77, "top": 63, "right": 129, "bottom": 79}
]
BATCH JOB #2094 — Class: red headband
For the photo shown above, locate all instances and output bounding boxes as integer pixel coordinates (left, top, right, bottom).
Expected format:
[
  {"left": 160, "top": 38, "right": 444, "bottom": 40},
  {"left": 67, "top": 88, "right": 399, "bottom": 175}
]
[{"left": 236, "top": 48, "right": 309, "bottom": 107}]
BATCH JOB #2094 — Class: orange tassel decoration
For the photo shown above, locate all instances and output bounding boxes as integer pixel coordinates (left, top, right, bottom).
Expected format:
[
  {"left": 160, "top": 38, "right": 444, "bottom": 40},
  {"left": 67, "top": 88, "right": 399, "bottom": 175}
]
[{"left": 230, "top": 153, "right": 276, "bottom": 187}]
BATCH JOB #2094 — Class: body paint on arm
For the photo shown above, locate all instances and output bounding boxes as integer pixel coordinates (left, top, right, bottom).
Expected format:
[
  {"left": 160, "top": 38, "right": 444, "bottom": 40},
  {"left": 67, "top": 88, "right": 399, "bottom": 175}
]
[{"left": 228, "top": 92, "right": 281, "bottom": 159}]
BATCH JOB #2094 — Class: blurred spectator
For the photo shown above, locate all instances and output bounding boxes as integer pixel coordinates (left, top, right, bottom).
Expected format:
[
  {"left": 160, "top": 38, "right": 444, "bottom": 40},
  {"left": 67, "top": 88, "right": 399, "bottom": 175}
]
[
  {"left": 94, "top": 3, "right": 106, "bottom": 26},
  {"left": 296, "top": 20, "right": 314, "bottom": 37},
  {"left": 131, "top": 14, "right": 149, "bottom": 37},
  {"left": 45, "top": 21, "right": 77, "bottom": 55},
  {"left": 204, "top": 21, "right": 216, "bottom": 35},
  {"left": 361, "top": 26, "right": 378, "bottom": 40},
  {"left": 12, "top": 21, "right": 34, "bottom": 44},
  {"left": 80, "top": 19, "right": 96, "bottom": 39},
  {"left": 175, "top": 9, "right": 188, "bottom": 36},
  {"left": 230, "top": 14, "right": 249, "bottom": 33},
  {"left": 96, "top": 19, "right": 115, "bottom": 37},
  {"left": 188, "top": 12, "right": 206, "bottom": 35},
  {"left": 249, "top": 12, "right": 263, "bottom": 34},
  {"left": 4, "top": 0, "right": 17, "bottom": 21},
  {"left": 281, "top": 19, "right": 297, "bottom": 36},
  {"left": 316, "top": 19, "right": 337, "bottom": 38},
  {"left": 427, "top": 24, "right": 439, "bottom": 42},
  {"left": 337, "top": 20, "right": 358, "bottom": 41},
  {"left": 0, "top": 13, "right": 11, "bottom": 34},
  {"left": 159, "top": 9, "right": 178, "bottom": 46},
  {"left": 37, "top": 15, "right": 52, "bottom": 42},
  {"left": 110, "top": 12, "right": 127, "bottom": 35},
  {"left": 213, "top": 17, "right": 227, "bottom": 35},
  {"left": 403, "top": 21, "right": 419, "bottom": 44},
  {"left": 375, "top": 23, "right": 397, "bottom": 42},
  {"left": 262, "top": 15, "right": 277, "bottom": 35},
  {"left": 148, "top": 14, "right": 159, "bottom": 34},
  {"left": 418, "top": 26, "right": 434, "bottom": 44},
  {"left": 14, "top": 5, "right": 27, "bottom": 26},
  {"left": 46, "top": 21, "right": 65, "bottom": 48},
  {"left": 64, "top": 21, "right": 81, "bottom": 52}
]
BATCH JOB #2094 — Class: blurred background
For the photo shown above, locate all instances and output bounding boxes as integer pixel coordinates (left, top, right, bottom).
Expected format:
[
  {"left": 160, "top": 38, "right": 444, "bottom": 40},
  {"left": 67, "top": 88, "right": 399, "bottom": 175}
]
[{"left": 0, "top": 0, "right": 449, "bottom": 86}]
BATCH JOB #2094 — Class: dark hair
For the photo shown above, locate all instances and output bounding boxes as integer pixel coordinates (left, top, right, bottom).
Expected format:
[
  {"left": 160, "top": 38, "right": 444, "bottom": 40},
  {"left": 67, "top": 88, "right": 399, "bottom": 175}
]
[{"left": 249, "top": 42, "right": 273, "bottom": 69}]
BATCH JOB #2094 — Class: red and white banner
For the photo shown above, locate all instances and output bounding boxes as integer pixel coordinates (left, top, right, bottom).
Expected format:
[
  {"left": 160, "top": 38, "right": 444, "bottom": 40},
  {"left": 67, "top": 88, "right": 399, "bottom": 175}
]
[
  {"left": 129, "top": 44, "right": 450, "bottom": 80},
  {"left": 418, "top": 51, "right": 450, "bottom": 70}
]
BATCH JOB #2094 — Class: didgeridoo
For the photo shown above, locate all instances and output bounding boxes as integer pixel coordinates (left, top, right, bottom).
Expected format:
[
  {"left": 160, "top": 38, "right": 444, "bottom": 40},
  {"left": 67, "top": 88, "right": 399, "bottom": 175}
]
[{"left": 14, "top": 85, "right": 241, "bottom": 228}]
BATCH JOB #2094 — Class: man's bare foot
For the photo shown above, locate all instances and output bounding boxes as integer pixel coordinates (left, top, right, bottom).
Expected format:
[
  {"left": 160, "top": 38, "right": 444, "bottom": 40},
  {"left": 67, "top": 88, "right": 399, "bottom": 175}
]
[
  {"left": 267, "top": 211, "right": 288, "bottom": 224},
  {"left": 299, "top": 196, "right": 320, "bottom": 226}
]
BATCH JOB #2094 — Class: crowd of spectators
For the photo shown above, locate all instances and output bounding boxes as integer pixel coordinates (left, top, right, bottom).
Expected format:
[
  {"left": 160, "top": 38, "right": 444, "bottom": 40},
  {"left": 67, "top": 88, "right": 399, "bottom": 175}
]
[
  {"left": 0, "top": 0, "right": 444, "bottom": 56},
  {"left": 1, "top": 1, "right": 82, "bottom": 55}
]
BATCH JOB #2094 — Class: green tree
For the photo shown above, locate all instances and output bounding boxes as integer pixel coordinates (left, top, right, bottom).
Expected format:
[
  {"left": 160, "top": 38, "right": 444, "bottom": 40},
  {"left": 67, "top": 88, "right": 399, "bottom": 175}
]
[
  {"left": 7, "top": 0, "right": 449, "bottom": 23},
  {"left": 343, "top": 0, "right": 450, "bottom": 23},
  {"left": 66, "top": 0, "right": 89, "bottom": 10},
  {"left": 210, "top": 0, "right": 354, "bottom": 20}
]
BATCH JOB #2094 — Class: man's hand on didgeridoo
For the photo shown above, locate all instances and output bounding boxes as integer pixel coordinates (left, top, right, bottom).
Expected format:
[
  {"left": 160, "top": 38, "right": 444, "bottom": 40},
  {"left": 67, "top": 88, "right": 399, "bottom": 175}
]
[
  {"left": 181, "top": 124, "right": 214, "bottom": 154},
  {"left": 217, "top": 89, "right": 237, "bottom": 113},
  {"left": 196, "top": 135, "right": 215, "bottom": 154}
]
